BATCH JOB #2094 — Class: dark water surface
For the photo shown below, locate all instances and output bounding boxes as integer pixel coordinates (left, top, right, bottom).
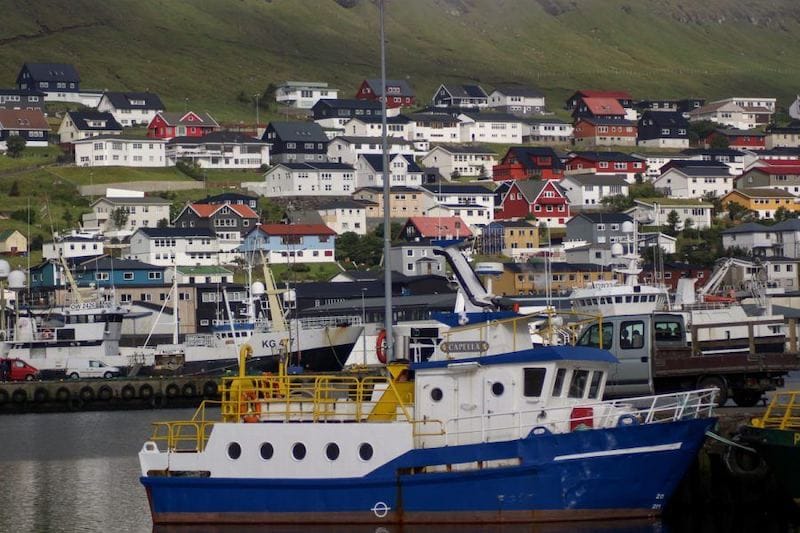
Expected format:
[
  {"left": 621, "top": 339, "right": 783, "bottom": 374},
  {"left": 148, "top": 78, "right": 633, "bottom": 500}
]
[{"left": 0, "top": 407, "right": 797, "bottom": 533}]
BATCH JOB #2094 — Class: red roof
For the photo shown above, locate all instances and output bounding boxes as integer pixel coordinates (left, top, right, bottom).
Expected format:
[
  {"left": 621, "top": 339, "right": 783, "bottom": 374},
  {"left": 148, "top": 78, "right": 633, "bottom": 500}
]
[
  {"left": 406, "top": 216, "right": 473, "bottom": 238},
  {"left": 751, "top": 164, "right": 800, "bottom": 175},
  {"left": 189, "top": 203, "right": 258, "bottom": 218},
  {"left": 581, "top": 97, "right": 626, "bottom": 116},
  {"left": 256, "top": 224, "right": 335, "bottom": 236},
  {"left": 578, "top": 90, "right": 632, "bottom": 100}
]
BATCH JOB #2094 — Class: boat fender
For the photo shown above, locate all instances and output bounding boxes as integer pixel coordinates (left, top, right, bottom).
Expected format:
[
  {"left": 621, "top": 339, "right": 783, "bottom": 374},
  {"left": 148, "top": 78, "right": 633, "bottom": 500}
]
[
  {"left": 150, "top": 395, "right": 165, "bottom": 409},
  {"left": 0, "top": 389, "right": 8, "bottom": 404},
  {"left": 527, "top": 426, "right": 552, "bottom": 437},
  {"left": 139, "top": 384, "right": 154, "bottom": 400},
  {"left": 203, "top": 380, "right": 218, "bottom": 397},
  {"left": 617, "top": 414, "right": 639, "bottom": 427},
  {"left": 376, "top": 330, "right": 387, "bottom": 364},
  {"left": 121, "top": 385, "right": 136, "bottom": 401},
  {"left": 11, "top": 389, "right": 27, "bottom": 403},
  {"left": 33, "top": 388, "right": 49, "bottom": 403},
  {"left": 97, "top": 385, "right": 113, "bottom": 401},
  {"left": 165, "top": 383, "right": 180, "bottom": 399},
  {"left": 724, "top": 443, "right": 769, "bottom": 479},
  {"left": 182, "top": 383, "right": 196, "bottom": 398},
  {"left": 55, "top": 387, "right": 70, "bottom": 402},
  {"left": 79, "top": 386, "right": 95, "bottom": 402}
]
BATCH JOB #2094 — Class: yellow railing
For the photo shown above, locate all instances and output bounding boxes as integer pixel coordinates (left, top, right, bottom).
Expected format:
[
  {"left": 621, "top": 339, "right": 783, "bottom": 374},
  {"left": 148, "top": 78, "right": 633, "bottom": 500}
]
[
  {"left": 752, "top": 391, "right": 800, "bottom": 430},
  {"left": 149, "top": 399, "right": 223, "bottom": 452}
]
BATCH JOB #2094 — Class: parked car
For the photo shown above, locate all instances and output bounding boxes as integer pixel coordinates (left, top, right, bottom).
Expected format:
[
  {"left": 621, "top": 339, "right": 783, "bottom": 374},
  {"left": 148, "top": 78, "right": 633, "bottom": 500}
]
[
  {"left": 0, "top": 358, "right": 40, "bottom": 381},
  {"left": 66, "top": 360, "right": 121, "bottom": 379}
]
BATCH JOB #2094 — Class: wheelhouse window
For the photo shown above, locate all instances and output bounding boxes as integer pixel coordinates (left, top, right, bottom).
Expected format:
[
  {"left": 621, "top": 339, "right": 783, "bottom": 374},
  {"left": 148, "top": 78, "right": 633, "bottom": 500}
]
[
  {"left": 568, "top": 370, "right": 590, "bottom": 399},
  {"left": 588, "top": 371, "right": 604, "bottom": 399},
  {"left": 552, "top": 368, "right": 567, "bottom": 397},
  {"left": 523, "top": 367, "right": 547, "bottom": 397}
]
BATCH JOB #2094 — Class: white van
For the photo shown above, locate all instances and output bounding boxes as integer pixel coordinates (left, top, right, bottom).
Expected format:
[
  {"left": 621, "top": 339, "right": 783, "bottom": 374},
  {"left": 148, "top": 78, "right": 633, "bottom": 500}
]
[{"left": 67, "top": 360, "right": 121, "bottom": 379}]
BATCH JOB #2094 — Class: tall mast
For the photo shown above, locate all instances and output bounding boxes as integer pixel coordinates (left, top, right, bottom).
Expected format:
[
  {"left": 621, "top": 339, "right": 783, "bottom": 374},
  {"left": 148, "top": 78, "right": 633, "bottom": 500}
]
[{"left": 380, "top": 0, "right": 394, "bottom": 362}]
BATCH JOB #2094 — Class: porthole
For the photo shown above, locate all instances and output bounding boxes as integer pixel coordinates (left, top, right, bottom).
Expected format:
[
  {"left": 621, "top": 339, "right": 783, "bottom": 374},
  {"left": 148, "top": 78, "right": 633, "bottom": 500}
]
[
  {"left": 260, "top": 442, "right": 274, "bottom": 460},
  {"left": 292, "top": 442, "right": 307, "bottom": 460},
  {"left": 430, "top": 387, "right": 443, "bottom": 402},
  {"left": 325, "top": 443, "right": 340, "bottom": 461},
  {"left": 227, "top": 442, "right": 241, "bottom": 460},
  {"left": 359, "top": 442, "right": 374, "bottom": 461},
  {"left": 491, "top": 382, "right": 505, "bottom": 397}
]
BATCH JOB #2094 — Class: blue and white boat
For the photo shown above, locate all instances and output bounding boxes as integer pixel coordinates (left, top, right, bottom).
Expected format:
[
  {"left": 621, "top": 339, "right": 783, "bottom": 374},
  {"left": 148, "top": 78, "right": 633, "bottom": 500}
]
[{"left": 138, "top": 312, "right": 717, "bottom": 525}]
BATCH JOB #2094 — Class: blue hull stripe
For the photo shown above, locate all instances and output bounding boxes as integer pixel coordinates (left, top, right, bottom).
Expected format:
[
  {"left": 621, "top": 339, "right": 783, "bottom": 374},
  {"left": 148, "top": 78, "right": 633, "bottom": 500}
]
[{"left": 142, "top": 418, "right": 714, "bottom": 523}]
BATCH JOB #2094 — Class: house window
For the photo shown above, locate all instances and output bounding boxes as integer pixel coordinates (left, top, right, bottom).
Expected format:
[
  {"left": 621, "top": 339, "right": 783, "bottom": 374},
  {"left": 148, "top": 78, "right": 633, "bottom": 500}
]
[
  {"left": 148, "top": 272, "right": 162, "bottom": 280},
  {"left": 123, "top": 272, "right": 134, "bottom": 280},
  {"left": 95, "top": 272, "right": 110, "bottom": 281}
]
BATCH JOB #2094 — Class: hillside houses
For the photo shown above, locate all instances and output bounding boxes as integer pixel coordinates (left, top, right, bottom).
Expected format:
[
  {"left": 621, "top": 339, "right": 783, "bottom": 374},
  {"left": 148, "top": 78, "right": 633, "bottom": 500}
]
[
  {"left": 565, "top": 152, "right": 646, "bottom": 183},
  {"left": 688, "top": 97, "right": 776, "bottom": 130},
  {"left": 735, "top": 164, "right": 800, "bottom": 194},
  {"left": 653, "top": 163, "right": 734, "bottom": 199},
  {"left": 355, "top": 79, "right": 415, "bottom": 109},
  {"left": 251, "top": 162, "right": 356, "bottom": 197},
  {"left": 487, "top": 85, "right": 546, "bottom": 114},
  {"left": 58, "top": 110, "right": 122, "bottom": 144},
  {"left": 312, "top": 99, "right": 383, "bottom": 130},
  {"left": 559, "top": 173, "right": 629, "bottom": 209},
  {"left": 327, "top": 136, "right": 414, "bottom": 165},
  {"left": 493, "top": 146, "right": 564, "bottom": 181},
  {"left": 147, "top": 111, "right": 219, "bottom": 140},
  {"left": 637, "top": 111, "right": 689, "bottom": 148},
  {"left": 0, "top": 109, "right": 49, "bottom": 149},
  {"left": 97, "top": 91, "right": 165, "bottom": 127},
  {"left": 73, "top": 136, "right": 168, "bottom": 167},
  {"left": 721, "top": 188, "right": 800, "bottom": 219},
  {"left": 263, "top": 121, "right": 329, "bottom": 163},
  {"left": 355, "top": 153, "right": 423, "bottom": 189},
  {"left": 494, "top": 180, "right": 570, "bottom": 227},
  {"left": 457, "top": 113, "right": 524, "bottom": 144},
  {"left": 166, "top": 132, "right": 270, "bottom": 169},
  {"left": 276, "top": 81, "right": 338, "bottom": 109},
  {"left": 432, "top": 84, "right": 488, "bottom": 109},
  {"left": 421, "top": 145, "right": 496, "bottom": 178}
]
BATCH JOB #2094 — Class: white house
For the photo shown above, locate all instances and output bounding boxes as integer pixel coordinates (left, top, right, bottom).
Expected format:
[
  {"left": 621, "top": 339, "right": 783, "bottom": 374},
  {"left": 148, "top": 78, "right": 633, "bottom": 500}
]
[
  {"left": 43, "top": 233, "right": 105, "bottom": 261},
  {"left": 167, "top": 265, "right": 234, "bottom": 285},
  {"left": 317, "top": 200, "right": 368, "bottom": 236},
  {"left": 58, "top": 110, "right": 122, "bottom": 143},
  {"left": 355, "top": 153, "right": 423, "bottom": 189},
  {"left": 408, "top": 112, "right": 461, "bottom": 144},
  {"left": 73, "top": 136, "right": 168, "bottom": 167},
  {"left": 327, "top": 135, "right": 415, "bottom": 165},
  {"left": 96, "top": 91, "right": 165, "bottom": 127},
  {"left": 458, "top": 113, "right": 524, "bottom": 144},
  {"left": 275, "top": 81, "right": 338, "bottom": 109},
  {"left": 559, "top": 173, "right": 629, "bottom": 209},
  {"left": 653, "top": 166, "right": 734, "bottom": 199},
  {"left": 628, "top": 199, "right": 714, "bottom": 230},
  {"left": 166, "top": 132, "right": 270, "bottom": 169},
  {"left": 81, "top": 195, "right": 171, "bottom": 236},
  {"left": 631, "top": 152, "right": 691, "bottom": 179},
  {"left": 682, "top": 149, "right": 748, "bottom": 176},
  {"left": 343, "top": 115, "right": 412, "bottom": 140},
  {"left": 487, "top": 86, "right": 546, "bottom": 115},
  {"left": 421, "top": 182, "right": 495, "bottom": 230},
  {"left": 426, "top": 204, "right": 492, "bottom": 232},
  {"left": 522, "top": 117, "right": 574, "bottom": 144},
  {"left": 689, "top": 97, "right": 776, "bottom": 130},
  {"left": 420, "top": 145, "right": 497, "bottom": 178},
  {"left": 248, "top": 162, "right": 357, "bottom": 197},
  {"left": 389, "top": 243, "right": 446, "bottom": 277},
  {"left": 126, "top": 228, "right": 220, "bottom": 266},
  {"left": 721, "top": 222, "right": 777, "bottom": 255}
]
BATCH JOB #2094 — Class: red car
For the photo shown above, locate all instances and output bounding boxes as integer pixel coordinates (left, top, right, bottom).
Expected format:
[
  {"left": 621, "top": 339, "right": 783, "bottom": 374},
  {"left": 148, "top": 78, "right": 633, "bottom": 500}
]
[{"left": 0, "top": 358, "right": 39, "bottom": 381}]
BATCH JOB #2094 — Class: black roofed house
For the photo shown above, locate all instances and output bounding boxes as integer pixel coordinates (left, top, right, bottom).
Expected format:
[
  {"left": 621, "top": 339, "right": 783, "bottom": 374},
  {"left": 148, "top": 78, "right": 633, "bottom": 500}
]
[
  {"left": 408, "top": 112, "right": 461, "bottom": 144},
  {"left": 327, "top": 135, "right": 414, "bottom": 165},
  {"left": 355, "top": 153, "right": 423, "bottom": 188},
  {"left": 0, "top": 109, "right": 50, "bottom": 149},
  {"left": 355, "top": 78, "right": 415, "bottom": 109},
  {"left": 58, "top": 110, "right": 122, "bottom": 144},
  {"left": 262, "top": 121, "right": 329, "bottom": 163},
  {"left": 559, "top": 173, "right": 629, "bottom": 210},
  {"left": 653, "top": 162, "right": 734, "bottom": 199},
  {"left": 16, "top": 62, "right": 80, "bottom": 93},
  {"left": 488, "top": 85, "right": 546, "bottom": 114},
  {"left": 565, "top": 212, "right": 634, "bottom": 246},
  {"left": 565, "top": 151, "right": 646, "bottom": 183},
  {"left": 636, "top": 111, "right": 689, "bottom": 149},
  {"left": 343, "top": 115, "right": 413, "bottom": 142},
  {"left": 432, "top": 83, "right": 488, "bottom": 109},
  {"left": 765, "top": 122, "right": 800, "bottom": 150},
  {"left": 312, "top": 99, "right": 383, "bottom": 130},
  {"left": 166, "top": 131, "right": 270, "bottom": 169},
  {"left": 492, "top": 146, "right": 565, "bottom": 181},
  {"left": 97, "top": 91, "right": 165, "bottom": 127},
  {"left": 0, "top": 89, "right": 46, "bottom": 112},
  {"left": 126, "top": 227, "right": 220, "bottom": 266},
  {"left": 197, "top": 192, "right": 258, "bottom": 210}
]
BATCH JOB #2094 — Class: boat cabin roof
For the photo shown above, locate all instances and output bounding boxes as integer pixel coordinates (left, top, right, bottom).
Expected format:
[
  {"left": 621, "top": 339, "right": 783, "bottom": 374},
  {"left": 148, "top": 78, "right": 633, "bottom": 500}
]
[{"left": 410, "top": 345, "right": 617, "bottom": 371}]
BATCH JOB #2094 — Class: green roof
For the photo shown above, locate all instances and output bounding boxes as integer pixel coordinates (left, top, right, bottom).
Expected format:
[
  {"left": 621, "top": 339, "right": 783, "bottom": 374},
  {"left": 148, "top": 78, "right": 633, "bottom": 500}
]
[
  {"left": 176, "top": 265, "right": 233, "bottom": 275},
  {"left": 0, "top": 229, "right": 21, "bottom": 241},
  {"left": 635, "top": 197, "right": 713, "bottom": 207}
]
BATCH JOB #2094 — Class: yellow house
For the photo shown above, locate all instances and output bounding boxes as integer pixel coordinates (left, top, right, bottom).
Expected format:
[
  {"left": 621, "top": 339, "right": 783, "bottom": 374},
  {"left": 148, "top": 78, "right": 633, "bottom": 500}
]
[
  {"left": 352, "top": 186, "right": 435, "bottom": 219},
  {"left": 0, "top": 229, "right": 27, "bottom": 255},
  {"left": 482, "top": 220, "right": 539, "bottom": 258},
  {"left": 722, "top": 188, "right": 800, "bottom": 219},
  {"left": 492, "top": 262, "right": 615, "bottom": 296}
]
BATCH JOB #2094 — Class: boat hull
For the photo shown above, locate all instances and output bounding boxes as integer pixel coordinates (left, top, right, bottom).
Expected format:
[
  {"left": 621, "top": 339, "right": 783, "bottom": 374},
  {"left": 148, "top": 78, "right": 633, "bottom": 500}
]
[
  {"left": 739, "top": 425, "right": 800, "bottom": 504},
  {"left": 141, "top": 418, "right": 714, "bottom": 524}
]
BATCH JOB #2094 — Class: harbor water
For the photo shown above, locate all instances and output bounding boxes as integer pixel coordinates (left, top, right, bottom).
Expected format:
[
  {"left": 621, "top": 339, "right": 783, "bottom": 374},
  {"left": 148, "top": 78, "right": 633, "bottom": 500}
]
[{"left": 1, "top": 405, "right": 798, "bottom": 532}]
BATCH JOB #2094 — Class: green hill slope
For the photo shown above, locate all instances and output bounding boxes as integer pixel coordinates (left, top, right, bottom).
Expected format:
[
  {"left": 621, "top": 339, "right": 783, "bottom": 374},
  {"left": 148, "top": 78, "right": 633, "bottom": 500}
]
[{"left": 1, "top": 0, "right": 799, "bottom": 121}]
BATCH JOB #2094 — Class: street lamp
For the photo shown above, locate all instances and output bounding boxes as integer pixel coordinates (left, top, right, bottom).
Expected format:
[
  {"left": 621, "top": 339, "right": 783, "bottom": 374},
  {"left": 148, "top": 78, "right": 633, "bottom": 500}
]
[{"left": 361, "top": 287, "right": 368, "bottom": 365}]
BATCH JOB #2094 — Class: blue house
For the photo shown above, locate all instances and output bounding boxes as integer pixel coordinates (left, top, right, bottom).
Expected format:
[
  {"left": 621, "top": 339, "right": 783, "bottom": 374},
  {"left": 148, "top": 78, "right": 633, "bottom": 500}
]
[
  {"left": 29, "top": 257, "right": 167, "bottom": 290},
  {"left": 240, "top": 224, "right": 336, "bottom": 264}
]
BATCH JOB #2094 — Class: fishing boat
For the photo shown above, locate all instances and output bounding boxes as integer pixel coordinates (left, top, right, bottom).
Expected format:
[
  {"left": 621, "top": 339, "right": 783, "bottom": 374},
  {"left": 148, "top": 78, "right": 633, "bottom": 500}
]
[
  {"left": 138, "top": 313, "right": 717, "bottom": 524},
  {"left": 737, "top": 391, "right": 800, "bottom": 504}
]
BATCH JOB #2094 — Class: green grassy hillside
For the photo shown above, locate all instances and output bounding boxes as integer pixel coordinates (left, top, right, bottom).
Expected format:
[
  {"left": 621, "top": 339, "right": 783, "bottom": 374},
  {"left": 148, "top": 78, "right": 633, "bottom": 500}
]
[{"left": 1, "top": 0, "right": 799, "bottom": 121}]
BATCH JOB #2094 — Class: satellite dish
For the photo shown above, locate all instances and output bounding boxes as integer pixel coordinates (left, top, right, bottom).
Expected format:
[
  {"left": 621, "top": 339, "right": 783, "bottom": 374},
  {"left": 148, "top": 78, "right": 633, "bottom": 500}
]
[
  {"left": 0, "top": 260, "right": 9, "bottom": 278},
  {"left": 621, "top": 221, "right": 634, "bottom": 233},
  {"left": 251, "top": 281, "right": 265, "bottom": 296},
  {"left": 8, "top": 270, "right": 26, "bottom": 289},
  {"left": 611, "top": 243, "right": 624, "bottom": 257}
]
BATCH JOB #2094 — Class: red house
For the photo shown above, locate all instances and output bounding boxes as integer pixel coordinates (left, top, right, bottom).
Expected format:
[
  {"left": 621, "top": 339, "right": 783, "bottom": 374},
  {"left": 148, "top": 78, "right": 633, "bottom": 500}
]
[
  {"left": 566, "top": 151, "right": 645, "bottom": 181},
  {"left": 400, "top": 216, "right": 473, "bottom": 241},
  {"left": 146, "top": 111, "right": 220, "bottom": 140},
  {"left": 573, "top": 118, "right": 638, "bottom": 147},
  {"left": 703, "top": 128, "right": 765, "bottom": 151},
  {"left": 571, "top": 97, "right": 626, "bottom": 120},
  {"left": 492, "top": 146, "right": 565, "bottom": 181},
  {"left": 355, "top": 79, "right": 415, "bottom": 109},
  {"left": 494, "top": 180, "right": 570, "bottom": 227},
  {"left": 565, "top": 90, "right": 634, "bottom": 110}
]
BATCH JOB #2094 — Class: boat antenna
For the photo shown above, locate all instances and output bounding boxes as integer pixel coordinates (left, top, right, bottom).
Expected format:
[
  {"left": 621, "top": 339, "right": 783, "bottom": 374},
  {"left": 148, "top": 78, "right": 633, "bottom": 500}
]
[{"left": 379, "top": 0, "right": 394, "bottom": 362}]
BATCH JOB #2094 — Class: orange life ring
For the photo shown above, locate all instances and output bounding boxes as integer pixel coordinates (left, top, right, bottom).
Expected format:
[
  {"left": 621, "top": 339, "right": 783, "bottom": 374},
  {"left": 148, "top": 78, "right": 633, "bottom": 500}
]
[
  {"left": 261, "top": 372, "right": 282, "bottom": 398},
  {"left": 241, "top": 390, "right": 261, "bottom": 423},
  {"left": 376, "top": 329, "right": 387, "bottom": 364}
]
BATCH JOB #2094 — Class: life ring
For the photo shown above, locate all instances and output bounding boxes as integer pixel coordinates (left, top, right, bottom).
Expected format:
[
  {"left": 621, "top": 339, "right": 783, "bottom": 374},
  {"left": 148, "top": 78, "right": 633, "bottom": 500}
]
[
  {"left": 261, "top": 373, "right": 282, "bottom": 398},
  {"left": 241, "top": 390, "right": 261, "bottom": 423},
  {"left": 376, "top": 330, "right": 387, "bottom": 364}
]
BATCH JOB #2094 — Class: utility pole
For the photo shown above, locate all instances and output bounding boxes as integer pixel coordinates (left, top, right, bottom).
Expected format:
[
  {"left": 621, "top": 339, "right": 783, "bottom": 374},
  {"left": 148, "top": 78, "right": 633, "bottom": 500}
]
[
  {"left": 254, "top": 94, "right": 260, "bottom": 135},
  {"left": 379, "top": 0, "right": 394, "bottom": 362}
]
